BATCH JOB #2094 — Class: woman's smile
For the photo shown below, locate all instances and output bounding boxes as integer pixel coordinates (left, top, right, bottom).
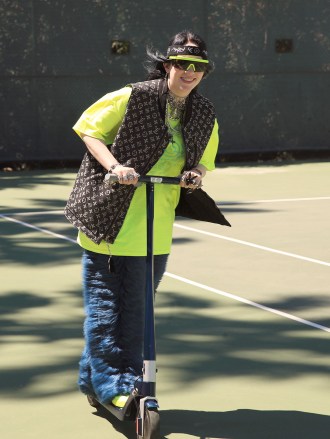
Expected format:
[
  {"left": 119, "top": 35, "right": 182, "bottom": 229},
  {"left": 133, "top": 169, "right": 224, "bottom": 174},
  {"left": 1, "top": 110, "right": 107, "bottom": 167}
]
[{"left": 180, "top": 76, "right": 196, "bottom": 83}]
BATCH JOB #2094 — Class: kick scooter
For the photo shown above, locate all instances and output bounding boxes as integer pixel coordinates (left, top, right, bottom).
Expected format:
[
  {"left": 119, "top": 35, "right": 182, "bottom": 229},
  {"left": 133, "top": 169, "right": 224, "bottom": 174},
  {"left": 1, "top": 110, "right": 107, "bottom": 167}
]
[{"left": 87, "top": 174, "right": 181, "bottom": 439}]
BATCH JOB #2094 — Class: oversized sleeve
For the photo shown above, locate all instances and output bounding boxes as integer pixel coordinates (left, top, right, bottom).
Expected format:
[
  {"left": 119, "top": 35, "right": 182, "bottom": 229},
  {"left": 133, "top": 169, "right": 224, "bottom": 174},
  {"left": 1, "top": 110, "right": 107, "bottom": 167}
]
[
  {"left": 72, "top": 86, "right": 132, "bottom": 145},
  {"left": 198, "top": 119, "right": 219, "bottom": 171}
]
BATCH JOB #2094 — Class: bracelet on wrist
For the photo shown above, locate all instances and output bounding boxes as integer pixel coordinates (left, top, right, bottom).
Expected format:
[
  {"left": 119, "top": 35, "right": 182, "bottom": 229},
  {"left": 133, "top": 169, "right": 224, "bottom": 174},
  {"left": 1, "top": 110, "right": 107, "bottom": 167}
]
[
  {"left": 108, "top": 163, "right": 121, "bottom": 172},
  {"left": 192, "top": 168, "right": 202, "bottom": 176}
]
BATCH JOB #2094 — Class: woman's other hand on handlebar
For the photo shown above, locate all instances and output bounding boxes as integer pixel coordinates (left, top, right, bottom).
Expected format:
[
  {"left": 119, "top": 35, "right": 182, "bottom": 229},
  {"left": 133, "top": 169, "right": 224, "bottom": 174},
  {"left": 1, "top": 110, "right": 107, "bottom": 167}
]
[{"left": 180, "top": 169, "right": 203, "bottom": 190}]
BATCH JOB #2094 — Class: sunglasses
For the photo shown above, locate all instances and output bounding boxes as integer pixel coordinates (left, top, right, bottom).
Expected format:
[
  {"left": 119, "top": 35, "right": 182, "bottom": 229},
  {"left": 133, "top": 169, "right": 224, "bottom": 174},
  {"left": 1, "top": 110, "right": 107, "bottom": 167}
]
[{"left": 171, "top": 59, "right": 209, "bottom": 73}]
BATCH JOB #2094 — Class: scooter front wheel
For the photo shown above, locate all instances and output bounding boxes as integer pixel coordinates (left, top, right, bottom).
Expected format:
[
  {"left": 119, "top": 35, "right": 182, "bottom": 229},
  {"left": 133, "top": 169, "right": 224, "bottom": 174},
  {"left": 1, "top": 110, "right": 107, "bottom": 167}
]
[{"left": 138, "top": 408, "right": 160, "bottom": 439}]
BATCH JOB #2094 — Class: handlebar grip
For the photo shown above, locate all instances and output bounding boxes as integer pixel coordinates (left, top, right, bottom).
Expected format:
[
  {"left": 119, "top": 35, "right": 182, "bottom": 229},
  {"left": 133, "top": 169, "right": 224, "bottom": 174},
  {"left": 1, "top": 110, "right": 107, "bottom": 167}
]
[{"left": 104, "top": 173, "right": 120, "bottom": 183}]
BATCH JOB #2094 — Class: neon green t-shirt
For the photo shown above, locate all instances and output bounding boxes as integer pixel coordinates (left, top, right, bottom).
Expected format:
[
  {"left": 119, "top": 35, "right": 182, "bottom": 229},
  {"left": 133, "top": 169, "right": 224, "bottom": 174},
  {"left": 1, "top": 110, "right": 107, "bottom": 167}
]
[{"left": 73, "top": 86, "right": 219, "bottom": 256}]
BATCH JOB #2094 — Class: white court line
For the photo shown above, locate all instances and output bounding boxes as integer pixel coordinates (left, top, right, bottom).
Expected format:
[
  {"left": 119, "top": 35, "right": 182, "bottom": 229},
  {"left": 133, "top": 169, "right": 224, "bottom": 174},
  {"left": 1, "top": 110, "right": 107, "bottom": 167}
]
[
  {"left": 220, "top": 196, "right": 330, "bottom": 205},
  {"left": 5, "top": 210, "right": 64, "bottom": 216},
  {"left": 3, "top": 211, "right": 330, "bottom": 267},
  {"left": 1, "top": 213, "right": 329, "bottom": 333},
  {"left": 165, "top": 272, "right": 330, "bottom": 333},
  {"left": 0, "top": 214, "right": 76, "bottom": 244},
  {"left": 2, "top": 196, "right": 329, "bottom": 215},
  {"left": 174, "top": 223, "right": 330, "bottom": 267}
]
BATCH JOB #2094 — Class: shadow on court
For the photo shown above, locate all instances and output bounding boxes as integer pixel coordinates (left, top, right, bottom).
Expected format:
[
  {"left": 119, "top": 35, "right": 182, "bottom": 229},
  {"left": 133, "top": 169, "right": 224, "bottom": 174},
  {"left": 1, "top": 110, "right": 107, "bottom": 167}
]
[
  {"left": 0, "top": 171, "right": 75, "bottom": 191},
  {"left": 0, "top": 216, "right": 78, "bottom": 265},
  {"left": 156, "top": 292, "right": 329, "bottom": 383},
  {"left": 0, "top": 288, "right": 328, "bottom": 399},
  {"left": 92, "top": 406, "right": 330, "bottom": 439},
  {"left": 161, "top": 409, "right": 330, "bottom": 438},
  {"left": 0, "top": 288, "right": 82, "bottom": 398}
]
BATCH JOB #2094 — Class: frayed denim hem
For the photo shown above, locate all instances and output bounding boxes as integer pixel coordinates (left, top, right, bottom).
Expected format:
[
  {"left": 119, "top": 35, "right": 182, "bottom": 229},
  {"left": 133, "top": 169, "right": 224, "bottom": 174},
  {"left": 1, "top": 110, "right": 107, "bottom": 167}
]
[{"left": 78, "top": 251, "right": 168, "bottom": 403}]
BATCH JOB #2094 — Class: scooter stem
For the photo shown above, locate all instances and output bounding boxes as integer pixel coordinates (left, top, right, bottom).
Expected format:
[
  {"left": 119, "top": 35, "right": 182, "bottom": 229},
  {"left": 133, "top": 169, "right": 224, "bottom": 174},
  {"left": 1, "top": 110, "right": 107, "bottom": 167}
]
[{"left": 142, "top": 182, "right": 156, "bottom": 397}]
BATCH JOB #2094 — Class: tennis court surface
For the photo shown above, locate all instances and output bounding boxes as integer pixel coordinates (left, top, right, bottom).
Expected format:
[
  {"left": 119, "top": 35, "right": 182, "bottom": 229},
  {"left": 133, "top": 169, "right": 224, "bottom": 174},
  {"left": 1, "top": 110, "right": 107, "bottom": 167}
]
[{"left": 1, "top": 161, "right": 329, "bottom": 439}]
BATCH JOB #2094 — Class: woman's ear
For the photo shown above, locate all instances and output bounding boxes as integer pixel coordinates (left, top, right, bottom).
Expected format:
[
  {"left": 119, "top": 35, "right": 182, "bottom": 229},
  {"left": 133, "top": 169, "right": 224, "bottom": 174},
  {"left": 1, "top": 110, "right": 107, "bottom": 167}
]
[{"left": 163, "top": 62, "right": 171, "bottom": 74}]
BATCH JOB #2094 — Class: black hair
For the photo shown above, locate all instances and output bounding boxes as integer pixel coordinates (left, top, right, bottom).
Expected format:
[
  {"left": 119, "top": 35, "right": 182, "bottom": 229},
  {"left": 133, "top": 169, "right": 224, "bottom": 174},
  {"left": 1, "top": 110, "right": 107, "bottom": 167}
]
[{"left": 144, "top": 30, "right": 214, "bottom": 80}]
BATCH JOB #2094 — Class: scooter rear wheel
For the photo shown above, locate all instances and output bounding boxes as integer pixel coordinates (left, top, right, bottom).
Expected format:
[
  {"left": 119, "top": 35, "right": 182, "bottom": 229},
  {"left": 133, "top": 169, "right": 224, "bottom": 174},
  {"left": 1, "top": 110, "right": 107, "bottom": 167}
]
[
  {"left": 138, "top": 408, "right": 160, "bottom": 439},
  {"left": 87, "top": 395, "right": 100, "bottom": 408}
]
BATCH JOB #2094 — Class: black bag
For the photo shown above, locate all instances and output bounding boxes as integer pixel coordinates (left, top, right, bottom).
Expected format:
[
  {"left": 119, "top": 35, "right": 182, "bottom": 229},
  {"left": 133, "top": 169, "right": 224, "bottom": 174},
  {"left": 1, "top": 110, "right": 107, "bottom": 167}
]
[{"left": 175, "top": 188, "right": 231, "bottom": 227}]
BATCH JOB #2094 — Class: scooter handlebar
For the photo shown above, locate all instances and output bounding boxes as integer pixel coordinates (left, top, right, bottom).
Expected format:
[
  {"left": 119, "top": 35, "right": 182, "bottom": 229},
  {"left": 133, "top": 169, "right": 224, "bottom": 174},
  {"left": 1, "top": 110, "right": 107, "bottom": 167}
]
[{"left": 104, "top": 173, "right": 181, "bottom": 185}]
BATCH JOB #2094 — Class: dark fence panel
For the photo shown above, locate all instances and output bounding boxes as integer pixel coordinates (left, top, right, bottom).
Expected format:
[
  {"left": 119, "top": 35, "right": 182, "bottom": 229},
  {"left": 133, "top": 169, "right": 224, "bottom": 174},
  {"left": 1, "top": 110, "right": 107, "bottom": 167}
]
[
  {"left": 1, "top": 0, "right": 329, "bottom": 163},
  {"left": 206, "top": 0, "right": 330, "bottom": 155}
]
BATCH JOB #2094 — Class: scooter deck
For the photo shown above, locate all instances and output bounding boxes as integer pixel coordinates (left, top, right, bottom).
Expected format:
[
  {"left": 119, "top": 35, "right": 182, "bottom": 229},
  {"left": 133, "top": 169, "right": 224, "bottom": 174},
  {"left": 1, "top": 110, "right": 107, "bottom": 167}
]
[{"left": 92, "top": 392, "right": 138, "bottom": 421}]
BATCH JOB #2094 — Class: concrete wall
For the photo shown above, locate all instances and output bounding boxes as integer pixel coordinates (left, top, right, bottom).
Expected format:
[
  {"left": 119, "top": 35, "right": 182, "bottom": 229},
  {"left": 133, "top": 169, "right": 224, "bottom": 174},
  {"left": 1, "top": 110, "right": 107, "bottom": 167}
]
[{"left": 1, "top": 0, "right": 329, "bottom": 163}]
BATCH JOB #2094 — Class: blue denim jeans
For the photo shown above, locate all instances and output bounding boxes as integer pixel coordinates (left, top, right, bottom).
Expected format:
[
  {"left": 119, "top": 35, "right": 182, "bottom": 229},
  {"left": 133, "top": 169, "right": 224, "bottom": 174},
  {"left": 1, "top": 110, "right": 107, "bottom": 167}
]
[{"left": 78, "top": 250, "right": 168, "bottom": 404}]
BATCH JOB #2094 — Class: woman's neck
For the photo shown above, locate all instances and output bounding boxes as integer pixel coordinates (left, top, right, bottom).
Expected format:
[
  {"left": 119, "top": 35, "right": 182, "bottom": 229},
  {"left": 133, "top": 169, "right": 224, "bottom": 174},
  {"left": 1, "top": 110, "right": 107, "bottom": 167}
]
[{"left": 168, "top": 89, "right": 187, "bottom": 102}]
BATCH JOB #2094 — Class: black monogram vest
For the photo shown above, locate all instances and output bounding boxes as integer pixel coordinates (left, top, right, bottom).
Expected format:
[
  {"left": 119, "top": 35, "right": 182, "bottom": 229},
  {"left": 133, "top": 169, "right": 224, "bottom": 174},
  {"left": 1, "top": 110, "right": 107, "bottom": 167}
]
[{"left": 64, "top": 79, "right": 218, "bottom": 244}]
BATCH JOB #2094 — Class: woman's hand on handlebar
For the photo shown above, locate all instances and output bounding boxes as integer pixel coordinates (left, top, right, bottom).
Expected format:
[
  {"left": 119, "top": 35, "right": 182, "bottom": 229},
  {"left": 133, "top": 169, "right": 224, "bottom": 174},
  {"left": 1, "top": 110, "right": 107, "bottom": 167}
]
[
  {"left": 112, "top": 165, "right": 140, "bottom": 185},
  {"left": 180, "top": 169, "right": 203, "bottom": 190}
]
